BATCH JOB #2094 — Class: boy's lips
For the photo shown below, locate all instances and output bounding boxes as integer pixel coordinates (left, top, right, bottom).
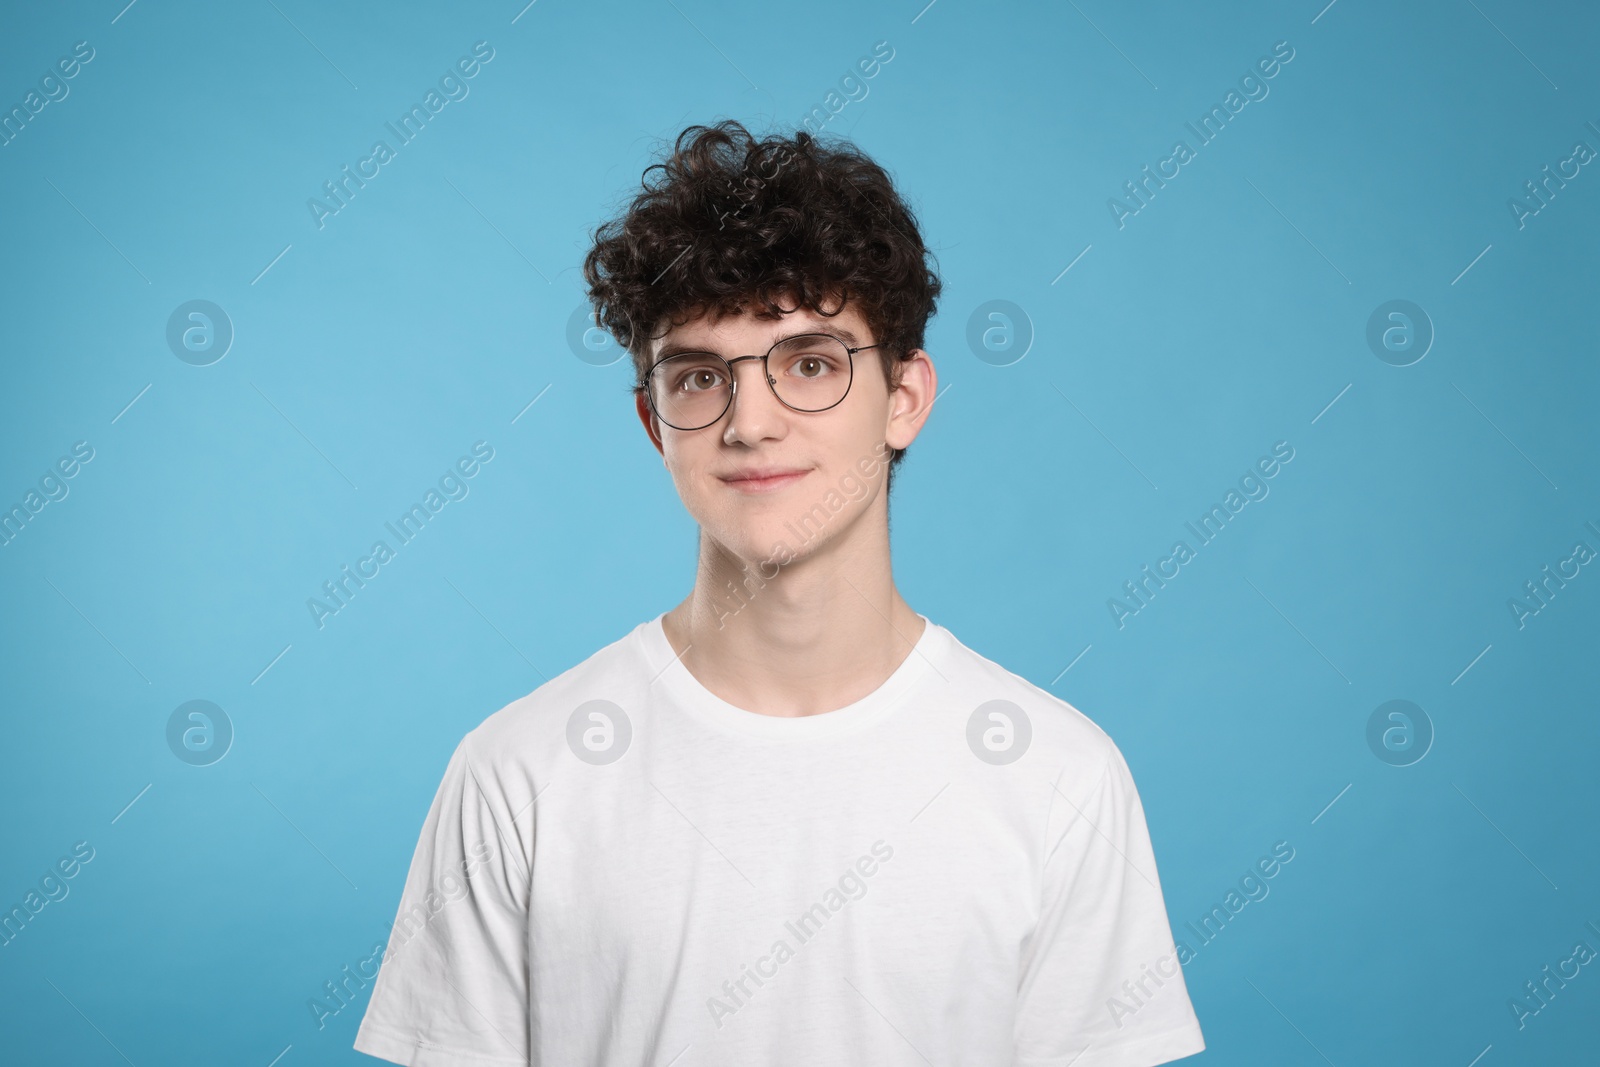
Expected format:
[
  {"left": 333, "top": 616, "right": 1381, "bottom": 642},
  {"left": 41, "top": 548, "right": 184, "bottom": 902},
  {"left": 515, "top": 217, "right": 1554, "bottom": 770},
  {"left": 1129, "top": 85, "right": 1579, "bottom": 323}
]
[{"left": 718, "top": 468, "right": 810, "bottom": 493}]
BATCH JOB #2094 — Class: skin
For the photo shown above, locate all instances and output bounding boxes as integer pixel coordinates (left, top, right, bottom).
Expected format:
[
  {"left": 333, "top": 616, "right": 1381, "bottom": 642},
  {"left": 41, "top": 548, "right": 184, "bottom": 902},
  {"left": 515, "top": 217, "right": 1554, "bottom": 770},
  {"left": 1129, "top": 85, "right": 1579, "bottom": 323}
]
[{"left": 634, "top": 295, "right": 937, "bottom": 718}]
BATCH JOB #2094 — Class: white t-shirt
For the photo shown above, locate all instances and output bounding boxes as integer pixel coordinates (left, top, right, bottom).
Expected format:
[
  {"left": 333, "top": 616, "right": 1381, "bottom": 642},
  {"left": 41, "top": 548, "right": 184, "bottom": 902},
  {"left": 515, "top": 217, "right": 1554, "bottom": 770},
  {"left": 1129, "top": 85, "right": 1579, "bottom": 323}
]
[{"left": 354, "top": 613, "right": 1204, "bottom": 1067}]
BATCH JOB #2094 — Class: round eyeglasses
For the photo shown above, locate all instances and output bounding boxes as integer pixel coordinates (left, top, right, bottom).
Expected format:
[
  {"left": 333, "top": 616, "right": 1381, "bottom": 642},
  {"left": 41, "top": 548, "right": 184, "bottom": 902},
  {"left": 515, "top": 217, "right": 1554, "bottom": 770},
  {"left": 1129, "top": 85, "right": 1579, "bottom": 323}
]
[{"left": 640, "top": 333, "right": 881, "bottom": 432}]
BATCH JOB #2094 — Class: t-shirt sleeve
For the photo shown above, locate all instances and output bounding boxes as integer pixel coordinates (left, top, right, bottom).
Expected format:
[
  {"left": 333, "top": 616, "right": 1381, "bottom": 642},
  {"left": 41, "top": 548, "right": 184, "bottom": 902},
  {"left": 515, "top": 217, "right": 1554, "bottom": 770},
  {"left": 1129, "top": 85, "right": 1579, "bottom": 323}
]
[
  {"left": 354, "top": 736, "right": 531, "bottom": 1067},
  {"left": 1014, "top": 744, "right": 1205, "bottom": 1067}
]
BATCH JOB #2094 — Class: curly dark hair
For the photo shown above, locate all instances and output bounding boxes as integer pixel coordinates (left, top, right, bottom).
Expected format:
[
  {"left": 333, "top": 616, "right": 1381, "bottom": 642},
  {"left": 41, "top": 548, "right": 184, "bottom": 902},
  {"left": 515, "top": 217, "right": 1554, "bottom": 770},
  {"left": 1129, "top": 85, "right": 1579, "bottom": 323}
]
[{"left": 582, "top": 119, "right": 941, "bottom": 490}]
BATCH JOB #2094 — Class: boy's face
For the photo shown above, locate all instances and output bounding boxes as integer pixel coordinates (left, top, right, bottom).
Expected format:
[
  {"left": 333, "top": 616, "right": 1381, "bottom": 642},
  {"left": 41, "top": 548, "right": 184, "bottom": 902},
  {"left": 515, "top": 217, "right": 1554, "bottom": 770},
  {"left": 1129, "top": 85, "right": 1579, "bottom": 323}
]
[{"left": 635, "top": 297, "right": 933, "bottom": 571}]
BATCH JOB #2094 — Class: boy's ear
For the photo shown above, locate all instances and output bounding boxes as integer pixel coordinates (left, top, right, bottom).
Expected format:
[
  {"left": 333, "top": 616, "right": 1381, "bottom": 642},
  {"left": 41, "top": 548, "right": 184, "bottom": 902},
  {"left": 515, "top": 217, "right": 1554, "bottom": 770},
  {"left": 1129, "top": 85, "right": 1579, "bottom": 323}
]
[
  {"left": 636, "top": 391, "right": 665, "bottom": 455},
  {"left": 885, "top": 348, "right": 936, "bottom": 453}
]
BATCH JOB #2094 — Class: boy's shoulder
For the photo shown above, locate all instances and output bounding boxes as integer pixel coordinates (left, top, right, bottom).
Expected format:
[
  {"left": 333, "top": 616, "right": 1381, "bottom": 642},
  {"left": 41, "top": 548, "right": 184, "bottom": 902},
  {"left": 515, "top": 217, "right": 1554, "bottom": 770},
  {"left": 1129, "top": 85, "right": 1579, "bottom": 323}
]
[
  {"left": 935, "top": 621, "right": 1123, "bottom": 777},
  {"left": 455, "top": 616, "right": 650, "bottom": 772}
]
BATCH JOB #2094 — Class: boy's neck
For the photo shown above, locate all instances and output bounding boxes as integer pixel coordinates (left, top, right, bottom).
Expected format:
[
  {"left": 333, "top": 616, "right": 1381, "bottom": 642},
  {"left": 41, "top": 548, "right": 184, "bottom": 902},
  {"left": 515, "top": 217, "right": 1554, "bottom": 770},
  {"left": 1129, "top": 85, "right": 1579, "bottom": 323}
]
[{"left": 660, "top": 532, "right": 925, "bottom": 719}]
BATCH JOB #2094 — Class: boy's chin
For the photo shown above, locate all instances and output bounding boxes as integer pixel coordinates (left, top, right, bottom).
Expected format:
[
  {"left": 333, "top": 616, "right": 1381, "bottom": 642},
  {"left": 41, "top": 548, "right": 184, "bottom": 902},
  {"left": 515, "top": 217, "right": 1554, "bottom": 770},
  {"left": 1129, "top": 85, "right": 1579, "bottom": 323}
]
[{"left": 707, "top": 524, "right": 814, "bottom": 569}]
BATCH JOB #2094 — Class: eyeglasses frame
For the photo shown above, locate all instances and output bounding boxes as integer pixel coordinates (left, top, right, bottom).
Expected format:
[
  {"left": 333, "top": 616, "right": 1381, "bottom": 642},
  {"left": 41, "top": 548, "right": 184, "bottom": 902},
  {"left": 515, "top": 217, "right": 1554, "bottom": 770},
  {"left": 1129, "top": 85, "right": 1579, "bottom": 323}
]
[{"left": 638, "top": 332, "right": 883, "bottom": 432}]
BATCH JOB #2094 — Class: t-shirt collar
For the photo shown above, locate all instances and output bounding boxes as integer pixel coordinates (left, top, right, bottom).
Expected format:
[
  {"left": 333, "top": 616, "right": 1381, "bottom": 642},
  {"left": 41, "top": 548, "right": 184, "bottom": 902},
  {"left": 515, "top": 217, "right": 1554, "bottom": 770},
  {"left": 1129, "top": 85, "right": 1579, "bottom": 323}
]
[{"left": 639, "top": 611, "right": 947, "bottom": 740}]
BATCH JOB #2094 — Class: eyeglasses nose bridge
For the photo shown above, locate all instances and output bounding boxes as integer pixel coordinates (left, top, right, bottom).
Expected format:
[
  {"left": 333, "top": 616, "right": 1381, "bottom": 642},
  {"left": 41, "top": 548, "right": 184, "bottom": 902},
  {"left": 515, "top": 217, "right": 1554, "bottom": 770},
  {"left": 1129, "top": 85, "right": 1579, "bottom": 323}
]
[{"left": 723, "top": 352, "right": 776, "bottom": 393}]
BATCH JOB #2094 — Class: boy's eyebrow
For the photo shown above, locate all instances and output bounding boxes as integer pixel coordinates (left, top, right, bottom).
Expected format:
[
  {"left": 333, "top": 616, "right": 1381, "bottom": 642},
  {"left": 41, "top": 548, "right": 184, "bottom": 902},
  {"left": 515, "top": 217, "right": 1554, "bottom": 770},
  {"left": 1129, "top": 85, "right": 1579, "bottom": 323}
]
[{"left": 651, "top": 324, "right": 863, "bottom": 365}]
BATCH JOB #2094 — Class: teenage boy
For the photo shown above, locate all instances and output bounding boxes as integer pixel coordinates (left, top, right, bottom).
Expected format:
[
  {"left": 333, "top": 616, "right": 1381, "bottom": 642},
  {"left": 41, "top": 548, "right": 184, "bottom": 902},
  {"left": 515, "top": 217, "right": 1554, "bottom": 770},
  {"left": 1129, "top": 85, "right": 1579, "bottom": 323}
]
[{"left": 355, "top": 120, "right": 1204, "bottom": 1067}]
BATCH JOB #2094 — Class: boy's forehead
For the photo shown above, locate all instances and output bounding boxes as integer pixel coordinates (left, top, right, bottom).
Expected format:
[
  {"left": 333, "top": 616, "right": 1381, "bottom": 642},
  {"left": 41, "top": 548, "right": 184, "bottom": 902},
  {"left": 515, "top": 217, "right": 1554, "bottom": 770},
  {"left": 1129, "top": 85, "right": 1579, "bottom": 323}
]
[{"left": 650, "top": 301, "right": 869, "bottom": 353}]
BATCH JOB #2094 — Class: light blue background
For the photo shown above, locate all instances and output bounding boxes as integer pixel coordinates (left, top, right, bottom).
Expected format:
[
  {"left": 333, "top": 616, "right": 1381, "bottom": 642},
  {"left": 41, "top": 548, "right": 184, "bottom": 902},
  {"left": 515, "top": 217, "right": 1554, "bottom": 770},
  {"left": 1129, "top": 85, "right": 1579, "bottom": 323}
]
[{"left": 2, "top": 0, "right": 1596, "bottom": 1064}]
